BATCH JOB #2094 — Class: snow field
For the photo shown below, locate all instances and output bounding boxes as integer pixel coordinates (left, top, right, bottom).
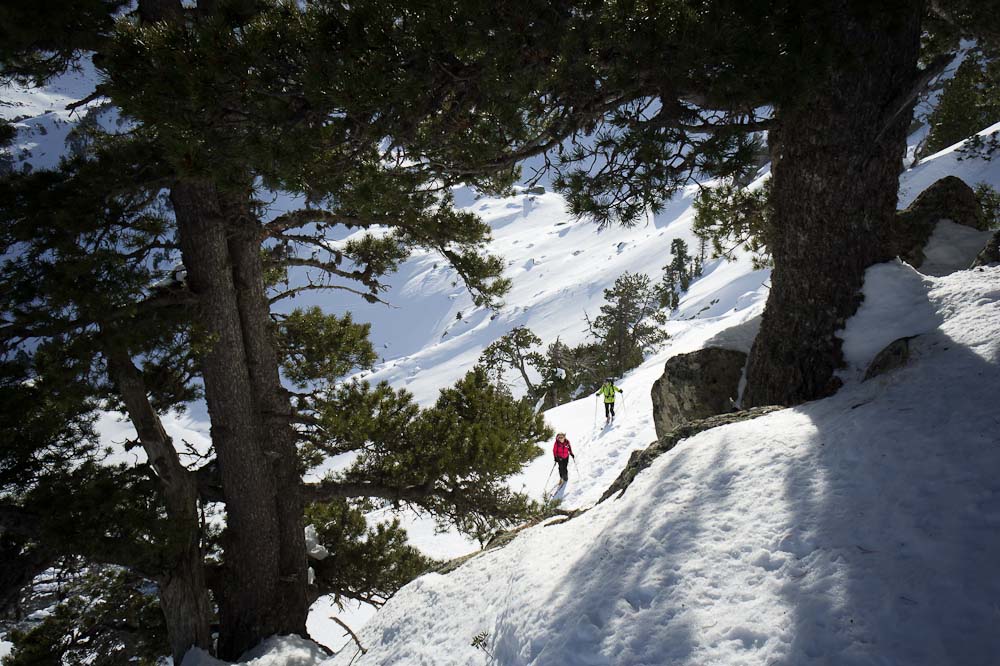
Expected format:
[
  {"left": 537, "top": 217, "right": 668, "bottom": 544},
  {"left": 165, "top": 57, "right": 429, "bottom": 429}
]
[{"left": 325, "top": 264, "right": 1000, "bottom": 666}]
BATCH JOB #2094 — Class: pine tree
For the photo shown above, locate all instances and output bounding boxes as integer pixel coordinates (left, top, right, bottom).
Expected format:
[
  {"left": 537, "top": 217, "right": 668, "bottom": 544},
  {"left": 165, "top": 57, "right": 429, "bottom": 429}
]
[
  {"left": 533, "top": 337, "right": 604, "bottom": 409},
  {"left": 4, "top": 1, "right": 1000, "bottom": 657},
  {"left": 657, "top": 269, "right": 680, "bottom": 311},
  {"left": 669, "top": 239, "right": 692, "bottom": 291},
  {"left": 587, "top": 273, "right": 668, "bottom": 378},
  {"left": 0, "top": 1, "right": 546, "bottom": 660},
  {"left": 478, "top": 327, "right": 545, "bottom": 395},
  {"left": 921, "top": 49, "right": 1000, "bottom": 157},
  {"left": 693, "top": 238, "right": 706, "bottom": 278},
  {"left": 657, "top": 238, "right": 702, "bottom": 311},
  {"left": 371, "top": 0, "right": 995, "bottom": 407}
]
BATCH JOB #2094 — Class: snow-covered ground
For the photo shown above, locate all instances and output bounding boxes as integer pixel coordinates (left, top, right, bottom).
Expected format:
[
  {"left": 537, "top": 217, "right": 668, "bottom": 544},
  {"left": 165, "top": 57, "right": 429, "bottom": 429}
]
[
  {"left": 252, "top": 128, "right": 1000, "bottom": 663},
  {"left": 5, "top": 55, "right": 1000, "bottom": 666},
  {"left": 316, "top": 261, "right": 1000, "bottom": 666}
]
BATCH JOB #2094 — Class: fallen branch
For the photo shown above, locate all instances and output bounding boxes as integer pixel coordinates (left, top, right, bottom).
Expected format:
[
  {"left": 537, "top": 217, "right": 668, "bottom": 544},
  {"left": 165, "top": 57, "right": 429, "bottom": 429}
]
[{"left": 331, "top": 616, "right": 367, "bottom": 665}]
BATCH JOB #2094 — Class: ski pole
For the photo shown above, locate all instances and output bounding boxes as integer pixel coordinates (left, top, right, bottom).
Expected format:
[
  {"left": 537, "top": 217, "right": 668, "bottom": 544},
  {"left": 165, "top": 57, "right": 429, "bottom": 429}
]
[
  {"left": 572, "top": 456, "right": 581, "bottom": 478},
  {"left": 592, "top": 395, "right": 599, "bottom": 430},
  {"left": 544, "top": 461, "right": 556, "bottom": 492}
]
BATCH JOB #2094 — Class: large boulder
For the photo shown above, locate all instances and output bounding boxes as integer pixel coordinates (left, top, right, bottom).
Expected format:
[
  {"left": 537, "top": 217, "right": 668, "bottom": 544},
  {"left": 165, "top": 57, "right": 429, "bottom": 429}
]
[
  {"left": 892, "top": 176, "right": 986, "bottom": 271},
  {"left": 971, "top": 230, "right": 1000, "bottom": 267},
  {"left": 650, "top": 347, "right": 747, "bottom": 440}
]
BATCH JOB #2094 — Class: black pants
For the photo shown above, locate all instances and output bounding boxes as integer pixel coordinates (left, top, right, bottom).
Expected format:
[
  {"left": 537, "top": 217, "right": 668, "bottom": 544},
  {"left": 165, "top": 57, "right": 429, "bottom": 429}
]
[
  {"left": 556, "top": 457, "right": 569, "bottom": 482},
  {"left": 604, "top": 402, "right": 615, "bottom": 419}
]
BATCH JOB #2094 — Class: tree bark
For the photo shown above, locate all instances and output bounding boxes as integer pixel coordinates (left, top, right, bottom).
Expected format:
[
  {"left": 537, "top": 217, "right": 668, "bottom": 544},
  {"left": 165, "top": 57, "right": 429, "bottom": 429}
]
[
  {"left": 171, "top": 180, "right": 306, "bottom": 659},
  {"left": 226, "top": 207, "right": 311, "bottom": 644},
  {"left": 742, "top": 1, "right": 925, "bottom": 407},
  {"left": 103, "top": 343, "right": 213, "bottom": 663}
]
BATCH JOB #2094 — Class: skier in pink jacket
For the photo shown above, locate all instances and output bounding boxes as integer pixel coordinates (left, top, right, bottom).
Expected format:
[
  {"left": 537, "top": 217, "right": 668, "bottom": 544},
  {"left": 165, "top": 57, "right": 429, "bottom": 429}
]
[{"left": 552, "top": 433, "right": 575, "bottom": 484}]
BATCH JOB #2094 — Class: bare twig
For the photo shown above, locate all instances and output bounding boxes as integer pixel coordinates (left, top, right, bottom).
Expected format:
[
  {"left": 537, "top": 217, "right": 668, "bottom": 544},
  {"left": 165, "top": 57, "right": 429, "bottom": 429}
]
[{"left": 331, "top": 616, "right": 367, "bottom": 665}]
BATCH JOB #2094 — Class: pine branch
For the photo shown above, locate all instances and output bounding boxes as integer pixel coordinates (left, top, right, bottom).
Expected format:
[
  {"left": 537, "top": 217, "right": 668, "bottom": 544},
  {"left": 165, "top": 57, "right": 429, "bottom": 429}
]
[
  {"left": 0, "top": 288, "right": 198, "bottom": 347},
  {"left": 302, "top": 479, "right": 438, "bottom": 505},
  {"left": 875, "top": 52, "right": 954, "bottom": 144},
  {"left": 101, "top": 339, "right": 193, "bottom": 494},
  {"left": 0, "top": 503, "right": 41, "bottom": 537},
  {"left": 331, "top": 615, "right": 369, "bottom": 662},
  {"left": 268, "top": 282, "right": 389, "bottom": 306},
  {"left": 0, "top": 541, "right": 55, "bottom": 615},
  {"left": 262, "top": 209, "right": 374, "bottom": 239},
  {"left": 65, "top": 86, "right": 108, "bottom": 113}
]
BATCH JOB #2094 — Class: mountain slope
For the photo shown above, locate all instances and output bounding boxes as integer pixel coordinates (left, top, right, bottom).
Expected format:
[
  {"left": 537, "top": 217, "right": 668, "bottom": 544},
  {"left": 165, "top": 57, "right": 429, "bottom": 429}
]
[
  {"left": 320, "top": 260, "right": 1000, "bottom": 666},
  {"left": 304, "top": 126, "right": 1000, "bottom": 663}
]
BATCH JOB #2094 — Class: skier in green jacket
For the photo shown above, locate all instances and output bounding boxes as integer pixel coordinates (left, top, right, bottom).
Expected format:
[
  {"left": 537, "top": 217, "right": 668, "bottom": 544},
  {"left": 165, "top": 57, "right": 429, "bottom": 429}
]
[{"left": 596, "top": 378, "right": 623, "bottom": 424}]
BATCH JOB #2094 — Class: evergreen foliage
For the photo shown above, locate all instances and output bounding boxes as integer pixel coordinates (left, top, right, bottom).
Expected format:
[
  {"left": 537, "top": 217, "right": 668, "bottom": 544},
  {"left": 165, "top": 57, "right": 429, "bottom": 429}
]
[
  {"left": 692, "top": 179, "right": 773, "bottom": 270},
  {"left": 656, "top": 238, "right": 705, "bottom": 310},
  {"left": 314, "top": 368, "right": 551, "bottom": 544},
  {"left": 921, "top": 49, "right": 1000, "bottom": 157},
  {"left": 478, "top": 327, "right": 545, "bottom": 395},
  {"left": 276, "top": 308, "right": 377, "bottom": 390},
  {"left": 586, "top": 273, "right": 668, "bottom": 379},
  {"left": 304, "top": 500, "right": 433, "bottom": 610},
  {"left": 975, "top": 182, "right": 1000, "bottom": 229},
  {"left": 4, "top": 0, "right": 1000, "bottom": 659},
  {"left": 0, "top": 1, "right": 555, "bottom": 658},
  {"left": 532, "top": 338, "right": 591, "bottom": 410},
  {"left": 3, "top": 568, "right": 166, "bottom": 666},
  {"left": 522, "top": 272, "right": 671, "bottom": 408}
]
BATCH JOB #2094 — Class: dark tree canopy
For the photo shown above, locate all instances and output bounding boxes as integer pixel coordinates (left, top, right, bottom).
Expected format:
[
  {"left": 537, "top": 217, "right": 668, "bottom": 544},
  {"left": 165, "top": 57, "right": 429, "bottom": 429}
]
[{"left": 0, "top": 0, "right": 556, "bottom": 661}]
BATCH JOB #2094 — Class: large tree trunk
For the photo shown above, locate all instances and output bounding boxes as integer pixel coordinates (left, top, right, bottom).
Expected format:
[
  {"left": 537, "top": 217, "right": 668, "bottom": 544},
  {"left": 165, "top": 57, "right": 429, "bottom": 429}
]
[
  {"left": 103, "top": 344, "right": 213, "bottom": 663},
  {"left": 171, "top": 181, "right": 308, "bottom": 659},
  {"left": 742, "top": 1, "right": 925, "bottom": 407},
  {"left": 227, "top": 208, "right": 311, "bottom": 643},
  {"left": 127, "top": 1, "right": 307, "bottom": 659}
]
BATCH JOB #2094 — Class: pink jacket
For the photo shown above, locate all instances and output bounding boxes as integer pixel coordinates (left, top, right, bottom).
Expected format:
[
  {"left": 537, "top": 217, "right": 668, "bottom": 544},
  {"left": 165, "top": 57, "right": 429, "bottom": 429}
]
[{"left": 553, "top": 438, "right": 573, "bottom": 460}]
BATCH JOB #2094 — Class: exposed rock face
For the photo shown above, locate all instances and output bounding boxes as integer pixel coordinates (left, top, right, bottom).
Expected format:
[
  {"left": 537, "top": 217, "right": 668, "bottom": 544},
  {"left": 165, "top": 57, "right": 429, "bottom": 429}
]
[
  {"left": 651, "top": 347, "right": 747, "bottom": 440},
  {"left": 971, "top": 230, "right": 1000, "bottom": 267},
  {"left": 863, "top": 336, "right": 917, "bottom": 381},
  {"left": 599, "top": 406, "right": 784, "bottom": 503},
  {"left": 892, "top": 176, "right": 985, "bottom": 269}
]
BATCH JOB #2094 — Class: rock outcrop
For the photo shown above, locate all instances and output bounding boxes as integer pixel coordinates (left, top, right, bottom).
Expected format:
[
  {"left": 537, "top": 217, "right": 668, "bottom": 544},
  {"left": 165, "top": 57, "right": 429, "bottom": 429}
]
[
  {"left": 971, "top": 230, "right": 1000, "bottom": 267},
  {"left": 650, "top": 347, "right": 747, "bottom": 440},
  {"left": 892, "top": 176, "right": 986, "bottom": 269},
  {"left": 863, "top": 336, "right": 918, "bottom": 381}
]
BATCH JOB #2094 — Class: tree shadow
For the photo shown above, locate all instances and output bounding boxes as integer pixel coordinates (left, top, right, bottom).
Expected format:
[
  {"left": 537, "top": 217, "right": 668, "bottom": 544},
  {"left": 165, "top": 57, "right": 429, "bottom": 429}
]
[
  {"left": 489, "top": 443, "right": 740, "bottom": 665},
  {"left": 774, "top": 287, "right": 1000, "bottom": 664}
]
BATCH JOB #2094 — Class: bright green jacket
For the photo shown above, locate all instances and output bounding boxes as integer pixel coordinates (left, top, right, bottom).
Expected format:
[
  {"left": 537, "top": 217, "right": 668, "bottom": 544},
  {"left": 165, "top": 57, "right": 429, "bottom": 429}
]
[{"left": 597, "top": 383, "right": 622, "bottom": 403}]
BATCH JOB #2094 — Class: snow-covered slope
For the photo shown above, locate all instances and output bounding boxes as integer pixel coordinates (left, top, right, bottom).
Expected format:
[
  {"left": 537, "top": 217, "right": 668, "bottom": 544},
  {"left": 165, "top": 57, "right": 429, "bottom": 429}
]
[
  {"left": 304, "top": 127, "right": 1000, "bottom": 659},
  {"left": 319, "top": 262, "right": 1000, "bottom": 666}
]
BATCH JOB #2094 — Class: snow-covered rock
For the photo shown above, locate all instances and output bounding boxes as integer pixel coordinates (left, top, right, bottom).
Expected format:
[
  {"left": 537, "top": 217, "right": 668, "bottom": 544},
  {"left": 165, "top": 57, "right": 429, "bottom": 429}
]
[
  {"left": 305, "top": 525, "right": 330, "bottom": 561},
  {"left": 182, "top": 636, "right": 328, "bottom": 666}
]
